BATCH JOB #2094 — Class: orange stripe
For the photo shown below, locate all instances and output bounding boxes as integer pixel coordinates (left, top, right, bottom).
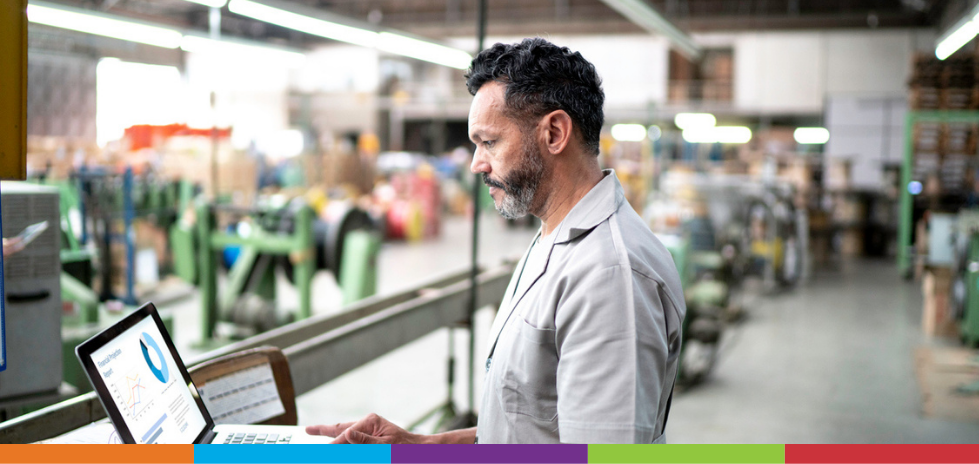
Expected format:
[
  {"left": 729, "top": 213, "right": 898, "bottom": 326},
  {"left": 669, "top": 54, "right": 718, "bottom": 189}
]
[{"left": 0, "top": 444, "right": 194, "bottom": 463}]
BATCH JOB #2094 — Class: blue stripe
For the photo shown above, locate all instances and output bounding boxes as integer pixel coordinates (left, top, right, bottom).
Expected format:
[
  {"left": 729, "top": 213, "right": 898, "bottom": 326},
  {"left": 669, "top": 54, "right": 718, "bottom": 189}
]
[
  {"left": 193, "top": 444, "right": 391, "bottom": 463},
  {"left": 146, "top": 426, "right": 165, "bottom": 444},
  {"left": 142, "top": 413, "right": 168, "bottom": 443}
]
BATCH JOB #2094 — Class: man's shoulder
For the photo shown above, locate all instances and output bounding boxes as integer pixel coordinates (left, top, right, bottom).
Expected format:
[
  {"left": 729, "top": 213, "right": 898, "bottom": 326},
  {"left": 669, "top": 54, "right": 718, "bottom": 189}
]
[{"left": 564, "top": 204, "right": 679, "bottom": 286}]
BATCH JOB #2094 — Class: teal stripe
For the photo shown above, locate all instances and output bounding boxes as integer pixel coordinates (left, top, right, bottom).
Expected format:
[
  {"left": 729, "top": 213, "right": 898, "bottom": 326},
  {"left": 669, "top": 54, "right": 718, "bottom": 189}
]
[
  {"left": 589, "top": 444, "right": 786, "bottom": 463},
  {"left": 193, "top": 444, "right": 391, "bottom": 463}
]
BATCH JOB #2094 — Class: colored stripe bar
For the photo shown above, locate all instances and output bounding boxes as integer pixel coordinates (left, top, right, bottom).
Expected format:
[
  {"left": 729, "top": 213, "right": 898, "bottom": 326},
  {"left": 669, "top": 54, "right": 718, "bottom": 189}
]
[
  {"left": 786, "top": 444, "right": 979, "bottom": 463},
  {"left": 392, "top": 444, "right": 587, "bottom": 463},
  {"left": 0, "top": 444, "right": 193, "bottom": 463},
  {"left": 193, "top": 444, "right": 391, "bottom": 463},
  {"left": 590, "top": 444, "right": 785, "bottom": 463}
]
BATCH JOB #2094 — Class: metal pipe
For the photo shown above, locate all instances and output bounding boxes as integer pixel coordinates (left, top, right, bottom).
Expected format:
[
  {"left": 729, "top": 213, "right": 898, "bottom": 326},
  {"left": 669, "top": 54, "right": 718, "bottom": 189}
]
[
  {"left": 0, "top": 264, "right": 514, "bottom": 444},
  {"left": 466, "top": 0, "right": 488, "bottom": 420}
]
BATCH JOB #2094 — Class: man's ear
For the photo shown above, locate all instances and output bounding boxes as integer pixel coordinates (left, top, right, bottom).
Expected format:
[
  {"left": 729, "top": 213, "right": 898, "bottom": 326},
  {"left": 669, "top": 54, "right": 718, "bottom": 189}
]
[{"left": 540, "top": 110, "right": 573, "bottom": 155}]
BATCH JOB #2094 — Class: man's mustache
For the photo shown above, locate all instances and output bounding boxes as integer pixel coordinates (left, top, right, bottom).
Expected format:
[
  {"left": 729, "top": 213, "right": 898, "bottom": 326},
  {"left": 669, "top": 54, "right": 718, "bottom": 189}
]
[{"left": 482, "top": 173, "right": 507, "bottom": 191}]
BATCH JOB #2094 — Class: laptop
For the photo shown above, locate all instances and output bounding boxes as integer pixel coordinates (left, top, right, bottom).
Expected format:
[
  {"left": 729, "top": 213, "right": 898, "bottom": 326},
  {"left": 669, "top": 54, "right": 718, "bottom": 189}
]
[{"left": 75, "top": 302, "right": 333, "bottom": 444}]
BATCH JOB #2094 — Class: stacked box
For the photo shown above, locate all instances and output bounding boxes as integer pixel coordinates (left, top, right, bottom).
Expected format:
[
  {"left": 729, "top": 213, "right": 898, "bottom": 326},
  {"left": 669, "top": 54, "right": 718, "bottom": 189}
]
[{"left": 909, "top": 54, "right": 979, "bottom": 195}]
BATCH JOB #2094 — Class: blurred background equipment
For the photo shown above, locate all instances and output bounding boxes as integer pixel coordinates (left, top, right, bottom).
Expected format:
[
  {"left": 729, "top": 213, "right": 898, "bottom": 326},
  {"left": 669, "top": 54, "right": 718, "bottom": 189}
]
[{"left": 7, "top": 0, "right": 979, "bottom": 445}]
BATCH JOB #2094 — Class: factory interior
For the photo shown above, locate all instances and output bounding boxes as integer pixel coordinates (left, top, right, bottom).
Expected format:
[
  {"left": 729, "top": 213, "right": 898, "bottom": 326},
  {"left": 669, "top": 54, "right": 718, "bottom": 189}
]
[{"left": 5, "top": 0, "right": 979, "bottom": 445}]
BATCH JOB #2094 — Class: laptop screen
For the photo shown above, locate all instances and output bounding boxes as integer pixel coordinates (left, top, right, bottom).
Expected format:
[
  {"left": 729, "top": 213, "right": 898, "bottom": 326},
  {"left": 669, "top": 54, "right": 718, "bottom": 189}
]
[{"left": 88, "top": 314, "right": 208, "bottom": 444}]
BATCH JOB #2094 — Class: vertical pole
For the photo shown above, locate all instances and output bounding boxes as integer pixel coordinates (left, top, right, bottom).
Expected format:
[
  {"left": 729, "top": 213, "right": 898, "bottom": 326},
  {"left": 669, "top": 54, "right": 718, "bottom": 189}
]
[
  {"left": 465, "top": 0, "right": 489, "bottom": 421},
  {"left": 78, "top": 167, "right": 89, "bottom": 245},
  {"left": 123, "top": 167, "right": 137, "bottom": 305},
  {"left": 295, "top": 205, "right": 314, "bottom": 319},
  {"left": 209, "top": 7, "right": 221, "bottom": 202},
  {"left": 198, "top": 202, "right": 217, "bottom": 343},
  {"left": 0, "top": 0, "right": 27, "bottom": 180},
  {"left": 898, "top": 112, "right": 914, "bottom": 277}
]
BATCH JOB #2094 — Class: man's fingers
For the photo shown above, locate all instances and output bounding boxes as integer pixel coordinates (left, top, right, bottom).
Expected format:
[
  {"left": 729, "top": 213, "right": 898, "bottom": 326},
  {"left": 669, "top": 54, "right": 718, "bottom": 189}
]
[
  {"left": 306, "top": 422, "right": 355, "bottom": 437},
  {"left": 344, "top": 429, "right": 380, "bottom": 444}
]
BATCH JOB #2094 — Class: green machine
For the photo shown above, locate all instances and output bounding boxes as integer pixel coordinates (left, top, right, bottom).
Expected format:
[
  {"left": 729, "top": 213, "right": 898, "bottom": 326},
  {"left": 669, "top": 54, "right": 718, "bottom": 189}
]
[
  {"left": 657, "top": 233, "right": 729, "bottom": 385},
  {"left": 24, "top": 176, "right": 181, "bottom": 393},
  {"left": 953, "top": 211, "right": 979, "bottom": 347},
  {"left": 172, "top": 198, "right": 380, "bottom": 344}
]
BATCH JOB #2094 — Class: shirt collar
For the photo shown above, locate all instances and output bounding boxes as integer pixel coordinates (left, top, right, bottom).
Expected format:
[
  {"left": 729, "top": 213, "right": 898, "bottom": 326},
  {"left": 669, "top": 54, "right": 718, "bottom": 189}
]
[{"left": 548, "top": 169, "right": 624, "bottom": 245}]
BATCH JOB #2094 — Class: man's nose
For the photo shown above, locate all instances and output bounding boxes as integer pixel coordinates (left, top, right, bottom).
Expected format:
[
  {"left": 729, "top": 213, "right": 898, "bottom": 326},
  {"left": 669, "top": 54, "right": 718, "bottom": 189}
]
[{"left": 470, "top": 149, "right": 490, "bottom": 175}]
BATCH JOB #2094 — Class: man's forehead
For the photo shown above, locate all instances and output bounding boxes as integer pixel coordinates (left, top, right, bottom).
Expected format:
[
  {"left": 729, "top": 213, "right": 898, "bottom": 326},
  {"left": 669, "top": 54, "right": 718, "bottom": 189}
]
[{"left": 469, "top": 82, "right": 507, "bottom": 133}]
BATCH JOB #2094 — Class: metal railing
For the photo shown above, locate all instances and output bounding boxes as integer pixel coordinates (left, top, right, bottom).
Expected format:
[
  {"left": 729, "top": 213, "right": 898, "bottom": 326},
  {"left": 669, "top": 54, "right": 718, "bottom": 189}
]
[{"left": 0, "top": 263, "right": 515, "bottom": 444}]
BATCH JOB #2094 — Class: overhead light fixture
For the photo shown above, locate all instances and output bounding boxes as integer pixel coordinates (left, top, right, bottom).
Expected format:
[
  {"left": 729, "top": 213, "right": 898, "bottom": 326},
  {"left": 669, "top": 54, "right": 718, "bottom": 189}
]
[
  {"left": 682, "top": 126, "right": 752, "bottom": 144},
  {"left": 794, "top": 127, "right": 830, "bottom": 144},
  {"left": 228, "top": 0, "right": 472, "bottom": 69},
  {"left": 611, "top": 124, "right": 647, "bottom": 142},
  {"left": 27, "top": 1, "right": 183, "bottom": 49},
  {"left": 713, "top": 126, "right": 752, "bottom": 144},
  {"left": 936, "top": 20, "right": 979, "bottom": 60},
  {"left": 378, "top": 32, "right": 471, "bottom": 70},
  {"left": 936, "top": 13, "right": 979, "bottom": 60},
  {"left": 182, "top": 0, "right": 228, "bottom": 7},
  {"left": 595, "top": 0, "right": 701, "bottom": 60},
  {"left": 228, "top": 0, "right": 378, "bottom": 48},
  {"left": 180, "top": 35, "right": 305, "bottom": 66},
  {"left": 674, "top": 113, "right": 716, "bottom": 130}
]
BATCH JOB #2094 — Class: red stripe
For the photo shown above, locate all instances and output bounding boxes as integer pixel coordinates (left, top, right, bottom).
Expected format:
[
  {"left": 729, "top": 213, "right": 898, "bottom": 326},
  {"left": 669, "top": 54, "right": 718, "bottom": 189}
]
[{"left": 786, "top": 444, "right": 979, "bottom": 463}]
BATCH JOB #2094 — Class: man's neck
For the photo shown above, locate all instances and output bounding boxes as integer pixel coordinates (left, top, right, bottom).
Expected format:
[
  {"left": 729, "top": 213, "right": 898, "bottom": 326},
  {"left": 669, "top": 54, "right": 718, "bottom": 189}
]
[{"left": 535, "top": 165, "right": 604, "bottom": 237}]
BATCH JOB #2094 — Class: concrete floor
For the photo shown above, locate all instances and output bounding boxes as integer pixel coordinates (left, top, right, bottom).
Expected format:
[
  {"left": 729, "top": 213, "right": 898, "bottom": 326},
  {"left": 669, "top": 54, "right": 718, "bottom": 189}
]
[
  {"left": 668, "top": 260, "right": 979, "bottom": 443},
  {"left": 164, "top": 216, "right": 979, "bottom": 443}
]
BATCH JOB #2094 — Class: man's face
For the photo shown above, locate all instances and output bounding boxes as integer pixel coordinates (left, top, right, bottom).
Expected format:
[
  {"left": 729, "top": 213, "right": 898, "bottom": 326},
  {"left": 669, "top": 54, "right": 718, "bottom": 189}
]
[{"left": 468, "top": 81, "right": 545, "bottom": 219}]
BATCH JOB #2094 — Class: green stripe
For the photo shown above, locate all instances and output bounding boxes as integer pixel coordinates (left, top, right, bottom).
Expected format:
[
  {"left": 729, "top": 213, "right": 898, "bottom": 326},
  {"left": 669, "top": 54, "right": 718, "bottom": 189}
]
[{"left": 588, "top": 444, "right": 785, "bottom": 463}]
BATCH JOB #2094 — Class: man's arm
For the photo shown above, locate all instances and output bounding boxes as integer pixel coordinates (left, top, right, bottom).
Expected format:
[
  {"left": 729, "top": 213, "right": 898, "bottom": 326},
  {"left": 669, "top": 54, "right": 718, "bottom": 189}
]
[
  {"left": 554, "top": 265, "right": 672, "bottom": 443},
  {"left": 306, "top": 414, "right": 476, "bottom": 444}
]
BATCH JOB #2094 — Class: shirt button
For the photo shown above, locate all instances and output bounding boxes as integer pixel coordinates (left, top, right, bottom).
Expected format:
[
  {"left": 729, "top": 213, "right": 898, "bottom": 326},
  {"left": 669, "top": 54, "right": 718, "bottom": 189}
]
[{"left": 485, "top": 358, "right": 492, "bottom": 372}]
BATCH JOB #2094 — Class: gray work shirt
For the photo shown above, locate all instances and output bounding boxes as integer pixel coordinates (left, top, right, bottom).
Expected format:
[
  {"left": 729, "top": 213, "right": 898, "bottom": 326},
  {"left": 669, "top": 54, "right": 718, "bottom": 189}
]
[{"left": 475, "top": 170, "right": 686, "bottom": 444}]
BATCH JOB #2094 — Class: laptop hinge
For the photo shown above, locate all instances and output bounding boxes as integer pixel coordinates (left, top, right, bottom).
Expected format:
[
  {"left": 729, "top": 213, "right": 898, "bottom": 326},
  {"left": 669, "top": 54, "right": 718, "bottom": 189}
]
[{"left": 200, "top": 429, "right": 217, "bottom": 444}]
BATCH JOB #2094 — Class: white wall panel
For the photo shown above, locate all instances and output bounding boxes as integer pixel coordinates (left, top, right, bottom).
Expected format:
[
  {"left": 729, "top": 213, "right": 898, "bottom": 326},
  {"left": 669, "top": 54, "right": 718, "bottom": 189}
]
[{"left": 825, "top": 32, "right": 914, "bottom": 95}]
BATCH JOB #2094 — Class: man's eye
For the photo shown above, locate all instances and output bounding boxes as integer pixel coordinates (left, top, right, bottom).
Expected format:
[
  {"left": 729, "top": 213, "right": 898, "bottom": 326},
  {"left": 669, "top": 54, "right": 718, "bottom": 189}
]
[{"left": 483, "top": 141, "right": 495, "bottom": 148}]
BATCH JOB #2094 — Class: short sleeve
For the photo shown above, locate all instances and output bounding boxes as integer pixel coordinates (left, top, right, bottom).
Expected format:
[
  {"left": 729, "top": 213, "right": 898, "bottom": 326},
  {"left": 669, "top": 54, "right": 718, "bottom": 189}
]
[{"left": 554, "top": 265, "right": 670, "bottom": 444}]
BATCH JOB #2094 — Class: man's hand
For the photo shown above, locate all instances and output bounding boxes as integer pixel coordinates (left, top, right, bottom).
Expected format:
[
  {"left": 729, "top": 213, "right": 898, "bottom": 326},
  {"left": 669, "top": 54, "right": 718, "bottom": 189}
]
[{"left": 306, "top": 413, "right": 424, "bottom": 444}]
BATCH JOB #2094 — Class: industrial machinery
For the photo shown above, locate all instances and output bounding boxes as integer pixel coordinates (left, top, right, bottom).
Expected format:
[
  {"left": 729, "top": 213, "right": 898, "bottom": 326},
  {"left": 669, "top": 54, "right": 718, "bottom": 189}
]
[
  {"left": 744, "top": 186, "right": 805, "bottom": 293},
  {"left": 0, "top": 183, "right": 63, "bottom": 402},
  {"left": 71, "top": 166, "right": 189, "bottom": 304},
  {"left": 172, "top": 198, "right": 381, "bottom": 343},
  {"left": 950, "top": 211, "right": 979, "bottom": 347}
]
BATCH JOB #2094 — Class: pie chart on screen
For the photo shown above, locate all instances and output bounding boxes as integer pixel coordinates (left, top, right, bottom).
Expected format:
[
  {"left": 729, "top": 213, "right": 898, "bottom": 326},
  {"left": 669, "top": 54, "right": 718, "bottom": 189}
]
[{"left": 140, "top": 332, "right": 169, "bottom": 383}]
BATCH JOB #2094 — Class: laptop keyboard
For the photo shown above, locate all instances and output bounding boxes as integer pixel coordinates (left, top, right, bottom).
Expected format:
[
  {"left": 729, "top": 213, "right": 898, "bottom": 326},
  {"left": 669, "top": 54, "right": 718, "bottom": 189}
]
[{"left": 222, "top": 432, "right": 291, "bottom": 444}]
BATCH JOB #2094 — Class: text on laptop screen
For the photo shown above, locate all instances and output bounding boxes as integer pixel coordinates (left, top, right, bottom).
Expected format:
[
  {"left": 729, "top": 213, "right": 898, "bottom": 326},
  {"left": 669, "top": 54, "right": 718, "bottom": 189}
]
[{"left": 89, "top": 316, "right": 207, "bottom": 444}]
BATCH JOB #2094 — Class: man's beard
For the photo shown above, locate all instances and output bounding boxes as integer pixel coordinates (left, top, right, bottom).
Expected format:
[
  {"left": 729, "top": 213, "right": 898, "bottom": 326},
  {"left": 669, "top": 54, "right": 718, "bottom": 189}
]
[{"left": 482, "top": 135, "right": 544, "bottom": 220}]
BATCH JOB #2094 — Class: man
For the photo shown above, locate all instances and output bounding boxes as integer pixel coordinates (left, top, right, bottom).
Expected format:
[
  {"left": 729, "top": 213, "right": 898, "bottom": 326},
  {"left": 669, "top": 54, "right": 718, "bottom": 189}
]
[{"left": 307, "top": 38, "right": 685, "bottom": 444}]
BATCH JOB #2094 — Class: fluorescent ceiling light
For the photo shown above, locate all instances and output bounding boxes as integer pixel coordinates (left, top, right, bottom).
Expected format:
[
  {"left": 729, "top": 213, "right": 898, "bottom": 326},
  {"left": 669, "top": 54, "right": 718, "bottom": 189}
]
[
  {"left": 182, "top": 0, "right": 228, "bottom": 7},
  {"left": 378, "top": 32, "right": 472, "bottom": 70},
  {"left": 647, "top": 125, "right": 662, "bottom": 141},
  {"left": 674, "top": 113, "right": 716, "bottom": 130},
  {"left": 713, "top": 126, "right": 752, "bottom": 144},
  {"left": 180, "top": 35, "right": 305, "bottom": 66},
  {"left": 794, "top": 127, "right": 830, "bottom": 144},
  {"left": 682, "top": 126, "right": 751, "bottom": 144},
  {"left": 611, "top": 124, "right": 647, "bottom": 142},
  {"left": 228, "top": 0, "right": 472, "bottom": 69},
  {"left": 229, "top": 0, "right": 378, "bottom": 48},
  {"left": 936, "top": 16, "right": 979, "bottom": 60},
  {"left": 27, "top": 2, "right": 183, "bottom": 49}
]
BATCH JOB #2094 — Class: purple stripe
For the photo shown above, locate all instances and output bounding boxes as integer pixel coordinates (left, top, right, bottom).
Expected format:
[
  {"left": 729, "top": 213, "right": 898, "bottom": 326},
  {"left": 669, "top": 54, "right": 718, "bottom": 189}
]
[{"left": 391, "top": 444, "right": 587, "bottom": 464}]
